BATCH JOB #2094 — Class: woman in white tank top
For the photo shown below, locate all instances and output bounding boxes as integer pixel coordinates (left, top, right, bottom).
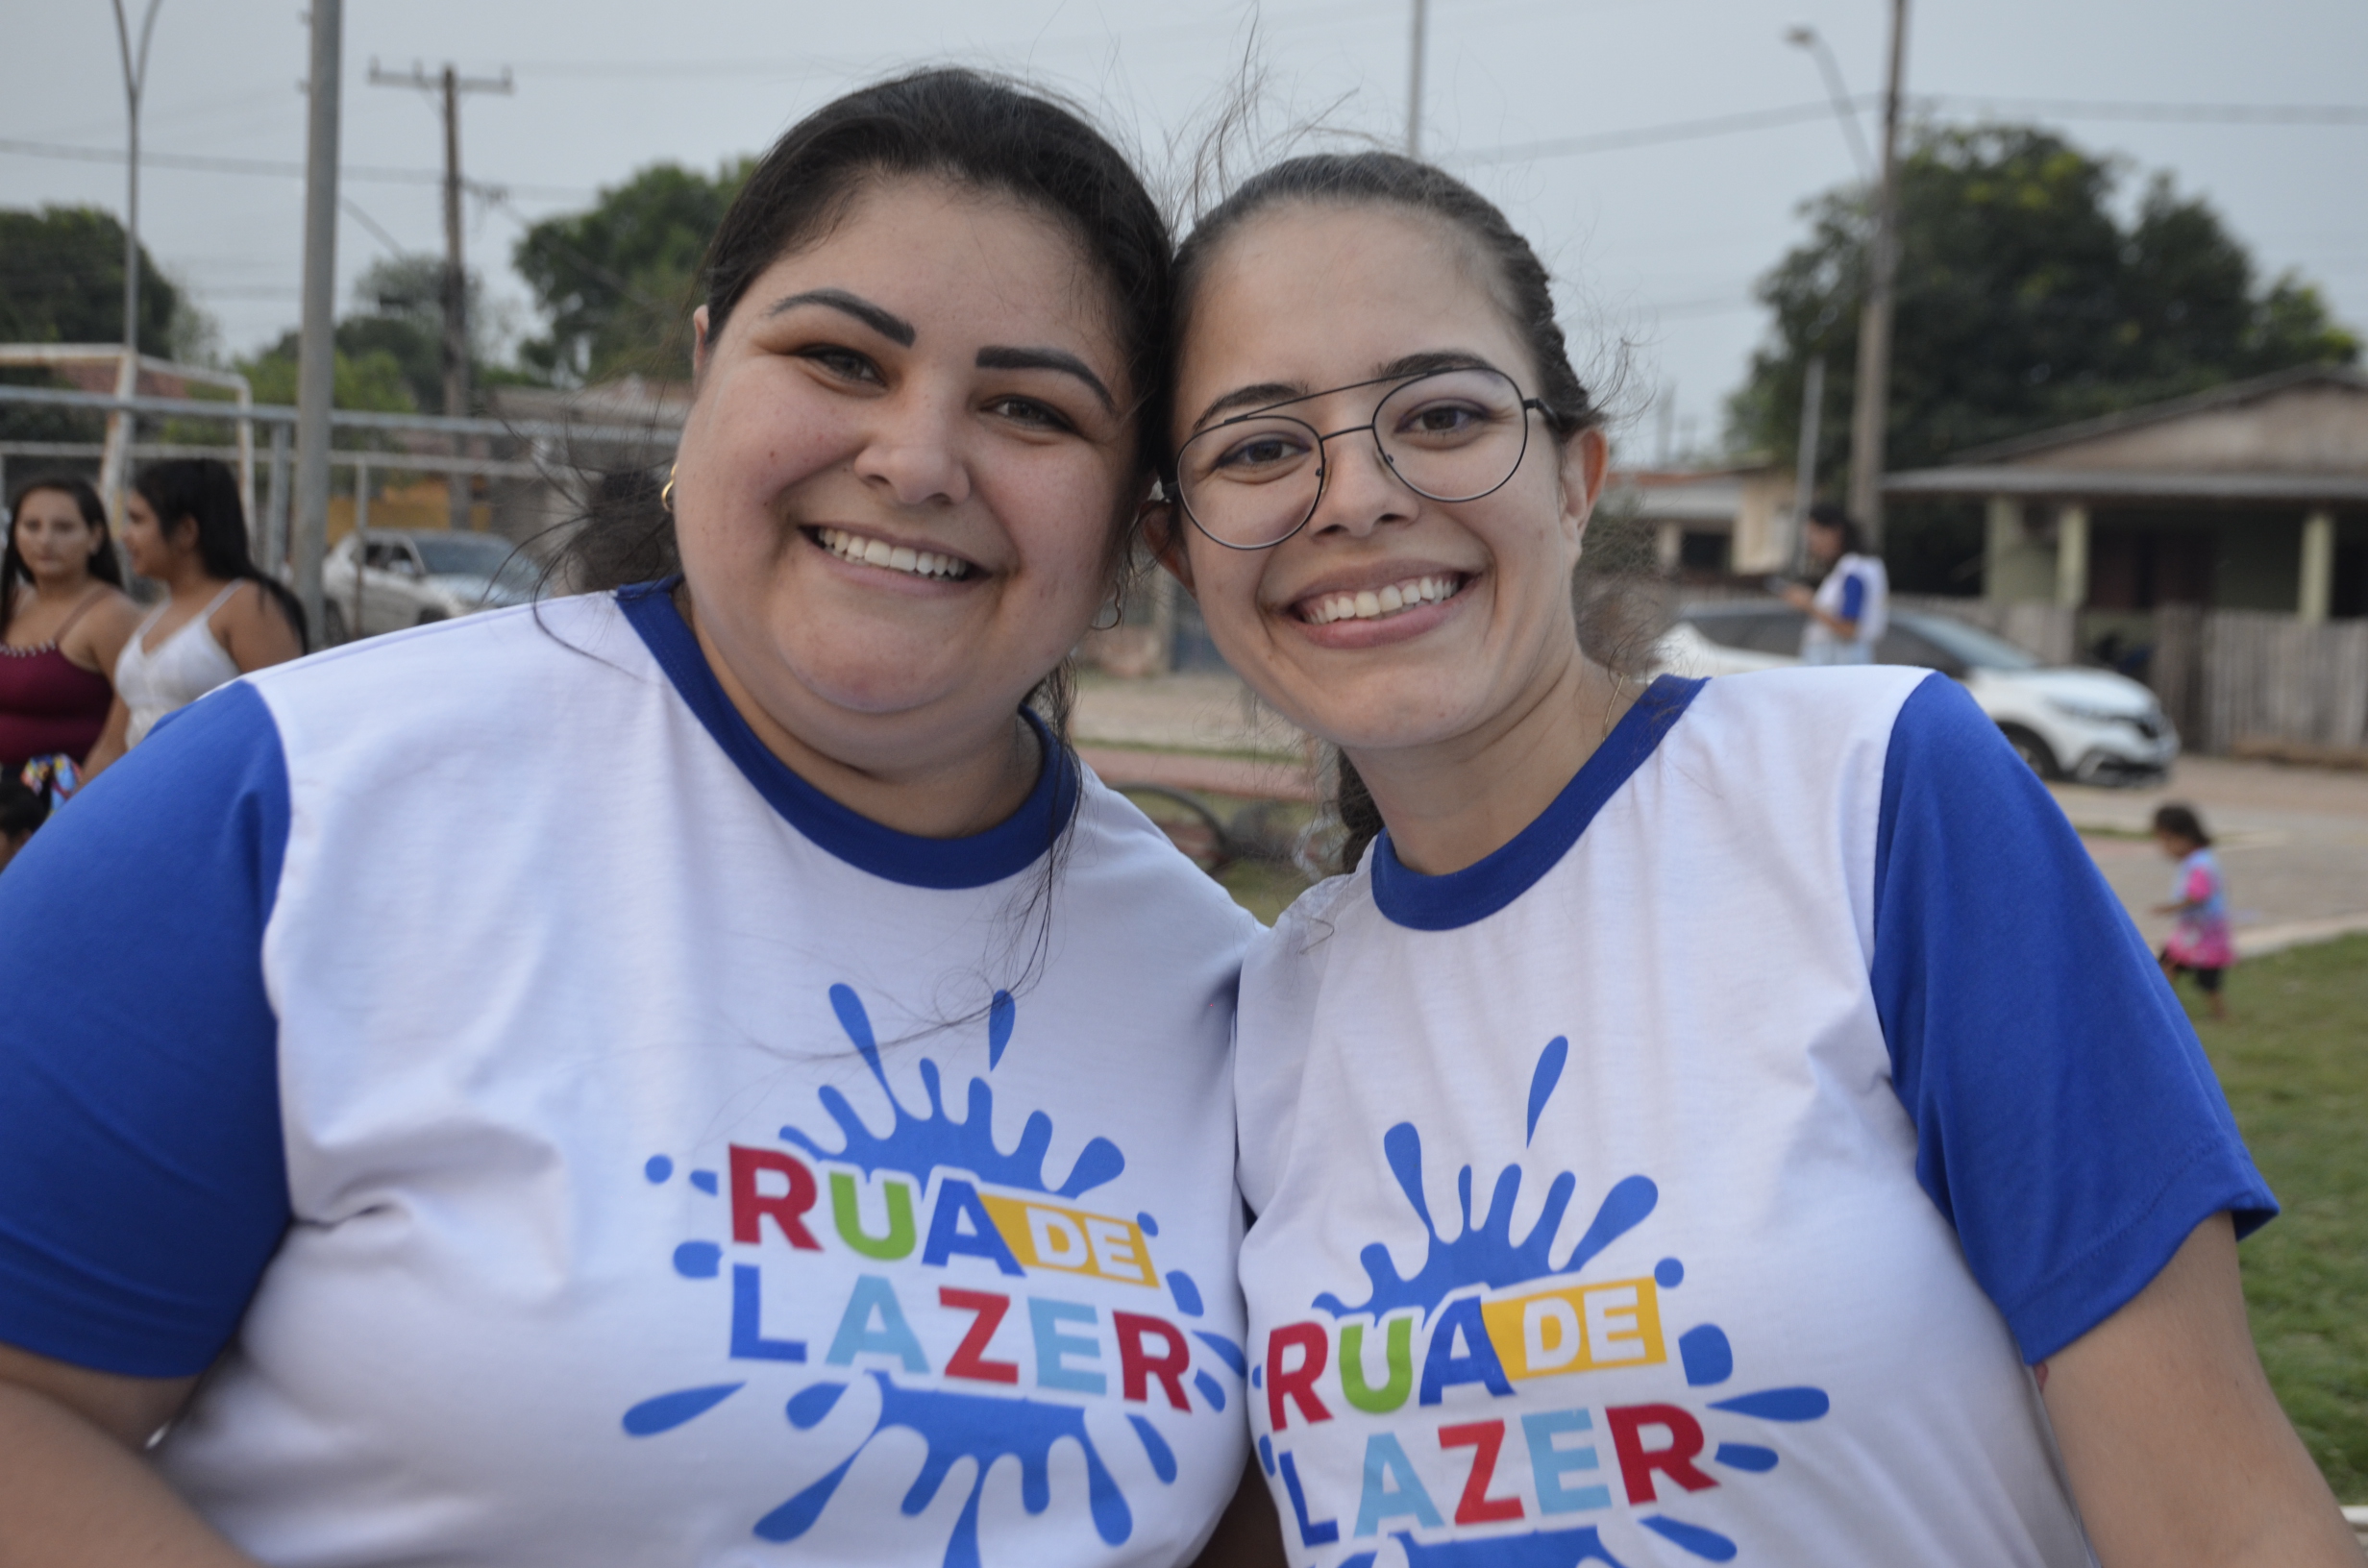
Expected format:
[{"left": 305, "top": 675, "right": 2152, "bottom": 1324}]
[{"left": 82, "top": 460, "right": 306, "bottom": 777}]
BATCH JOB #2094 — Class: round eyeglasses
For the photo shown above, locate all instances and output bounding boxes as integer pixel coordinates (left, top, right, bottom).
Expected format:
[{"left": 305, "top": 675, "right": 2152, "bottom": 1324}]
[{"left": 1171, "top": 366, "right": 1549, "bottom": 551}]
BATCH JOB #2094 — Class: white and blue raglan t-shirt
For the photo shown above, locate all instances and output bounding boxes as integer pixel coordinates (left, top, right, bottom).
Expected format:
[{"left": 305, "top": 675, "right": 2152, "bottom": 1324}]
[
  {"left": 1802, "top": 551, "right": 1888, "bottom": 663},
  {"left": 1234, "top": 668, "right": 2273, "bottom": 1567},
  {"left": 0, "top": 583, "right": 1260, "bottom": 1567}
]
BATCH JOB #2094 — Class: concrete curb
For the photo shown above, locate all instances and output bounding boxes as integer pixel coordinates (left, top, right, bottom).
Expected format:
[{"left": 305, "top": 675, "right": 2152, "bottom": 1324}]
[{"left": 2236, "top": 914, "right": 2368, "bottom": 959}]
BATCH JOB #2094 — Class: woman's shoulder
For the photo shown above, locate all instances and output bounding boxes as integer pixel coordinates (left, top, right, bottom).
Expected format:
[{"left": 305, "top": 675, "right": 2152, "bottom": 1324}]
[
  {"left": 1068, "top": 772, "right": 1264, "bottom": 944},
  {"left": 241, "top": 593, "right": 639, "bottom": 738}
]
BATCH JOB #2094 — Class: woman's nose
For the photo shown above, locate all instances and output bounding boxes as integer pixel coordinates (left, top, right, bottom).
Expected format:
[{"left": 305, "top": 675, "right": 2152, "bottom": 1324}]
[
  {"left": 1306, "top": 429, "right": 1412, "bottom": 539},
  {"left": 851, "top": 390, "right": 973, "bottom": 509}
]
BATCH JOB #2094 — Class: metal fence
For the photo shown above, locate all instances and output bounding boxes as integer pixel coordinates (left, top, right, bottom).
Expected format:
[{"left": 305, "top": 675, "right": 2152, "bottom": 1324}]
[{"left": 0, "top": 380, "right": 680, "bottom": 584}]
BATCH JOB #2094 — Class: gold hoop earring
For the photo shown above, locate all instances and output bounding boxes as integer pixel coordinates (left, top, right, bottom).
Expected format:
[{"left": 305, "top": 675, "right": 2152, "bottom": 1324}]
[{"left": 659, "top": 465, "right": 678, "bottom": 515}]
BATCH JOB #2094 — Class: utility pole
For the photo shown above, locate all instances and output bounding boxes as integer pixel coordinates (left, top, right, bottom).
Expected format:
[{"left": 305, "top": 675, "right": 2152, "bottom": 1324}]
[
  {"left": 104, "top": 0, "right": 164, "bottom": 527},
  {"left": 1405, "top": 0, "right": 1430, "bottom": 157},
  {"left": 369, "top": 60, "right": 511, "bottom": 530},
  {"left": 1847, "top": 0, "right": 1910, "bottom": 548},
  {"left": 1790, "top": 355, "right": 1825, "bottom": 570},
  {"left": 294, "top": 0, "right": 341, "bottom": 636}
]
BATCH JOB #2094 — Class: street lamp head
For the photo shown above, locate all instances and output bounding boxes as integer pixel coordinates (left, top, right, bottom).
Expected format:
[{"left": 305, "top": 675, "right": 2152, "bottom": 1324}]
[{"left": 1785, "top": 25, "right": 1817, "bottom": 48}]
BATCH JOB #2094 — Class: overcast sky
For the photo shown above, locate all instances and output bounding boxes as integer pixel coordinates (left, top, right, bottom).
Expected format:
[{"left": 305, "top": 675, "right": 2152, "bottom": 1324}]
[{"left": 8, "top": 0, "right": 2365, "bottom": 458}]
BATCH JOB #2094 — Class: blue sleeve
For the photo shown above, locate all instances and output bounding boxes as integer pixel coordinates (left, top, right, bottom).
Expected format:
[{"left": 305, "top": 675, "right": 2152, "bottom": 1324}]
[
  {"left": 1838, "top": 573, "right": 1866, "bottom": 624},
  {"left": 1870, "top": 674, "right": 2274, "bottom": 1365},
  {"left": 0, "top": 682, "right": 293, "bottom": 1377}
]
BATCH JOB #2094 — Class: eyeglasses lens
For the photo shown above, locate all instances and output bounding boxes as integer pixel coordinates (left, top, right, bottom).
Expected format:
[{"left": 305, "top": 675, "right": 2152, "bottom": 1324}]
[{"left": 1178, "top": 368, "right": 1530, "bottom": 550}]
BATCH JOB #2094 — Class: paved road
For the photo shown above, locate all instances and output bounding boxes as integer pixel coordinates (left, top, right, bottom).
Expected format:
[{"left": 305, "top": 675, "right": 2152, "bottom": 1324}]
[
  {"left": 1076, "top": 672, "right": 2368, "bottom": 950},
  {"left": 2053, "top": 757, "right": 2368, "bottom": 957}
]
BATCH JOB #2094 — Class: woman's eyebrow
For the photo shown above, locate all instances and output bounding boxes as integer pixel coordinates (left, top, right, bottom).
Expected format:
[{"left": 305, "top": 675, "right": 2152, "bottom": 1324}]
[
  {"left": 763, "top": 288, "right": 915, "bottom": 346},
  {"left": 1189, "top": 351, "right": 1504, "bottom": 431},
  {"left": 976, "top": 347, "right": 1117, "bottom": 414},
  {"left": 1191, "top": 381, "right": 1304, "bottom": 431}
]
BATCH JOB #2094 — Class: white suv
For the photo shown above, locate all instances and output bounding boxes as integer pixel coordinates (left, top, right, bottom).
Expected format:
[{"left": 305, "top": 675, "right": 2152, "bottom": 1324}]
[
  {"left": 322, "top": 529, "right": 539, "bottom": 644},
  {"left": 1657, "top": 602, "right": 2179, "bottom": 784}
]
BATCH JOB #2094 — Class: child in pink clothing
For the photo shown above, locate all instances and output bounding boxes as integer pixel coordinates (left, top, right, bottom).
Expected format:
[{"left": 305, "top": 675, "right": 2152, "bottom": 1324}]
[{"left": 2153, "top": 802, "right": 2232, "bottom": 1020}]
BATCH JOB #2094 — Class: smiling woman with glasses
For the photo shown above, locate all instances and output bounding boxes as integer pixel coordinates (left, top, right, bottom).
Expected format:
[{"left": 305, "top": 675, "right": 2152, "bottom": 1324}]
[{"left": 1150, "top": 149, "right": 2356, "bottom": 1568}]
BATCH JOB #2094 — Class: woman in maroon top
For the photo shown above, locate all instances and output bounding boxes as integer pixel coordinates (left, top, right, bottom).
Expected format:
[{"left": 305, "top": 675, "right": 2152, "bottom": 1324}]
[{"left": 0, "top": 476, "right": 140, "bottom": 775}]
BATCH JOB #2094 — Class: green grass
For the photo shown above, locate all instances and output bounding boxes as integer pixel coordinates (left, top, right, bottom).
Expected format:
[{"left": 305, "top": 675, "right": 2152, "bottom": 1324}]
[{"left": 2183, "top": 935, "right": 2368, "bottom": 1503}]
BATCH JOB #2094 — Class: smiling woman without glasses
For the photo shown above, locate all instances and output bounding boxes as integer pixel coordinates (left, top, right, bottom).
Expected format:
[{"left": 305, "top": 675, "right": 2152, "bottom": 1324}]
[
  {"left": 1154, "top": 153, "right": 2358, "bottom": 1567},
  {"left": 0, "top": 72, "right": 1273, "bottom": 1568}
]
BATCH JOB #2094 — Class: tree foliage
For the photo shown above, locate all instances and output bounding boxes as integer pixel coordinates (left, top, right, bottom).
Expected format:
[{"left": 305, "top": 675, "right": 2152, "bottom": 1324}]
[
  {"left": 1729, "top": 124, "right": 2360, "bottom": 494},
  {"left": 0, "top": 205, "right": 184, "bottom": 355},
  {"left": 511, "top": 160, "right": 750, "bottom": 385}
]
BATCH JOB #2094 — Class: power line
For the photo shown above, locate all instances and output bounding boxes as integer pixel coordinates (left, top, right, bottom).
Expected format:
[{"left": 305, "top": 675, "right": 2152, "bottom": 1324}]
[
  {"left": 0, "top": 135, "right": 589, "bottom": 199},
  {"left": 1451, "top": 94, "right": 2368, "bottom": 167}
]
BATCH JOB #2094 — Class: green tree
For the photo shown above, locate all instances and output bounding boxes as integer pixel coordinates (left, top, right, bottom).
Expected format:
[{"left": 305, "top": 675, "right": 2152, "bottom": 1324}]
[
  {"left": 0, "top": 205, "right": 183, "bottom": 353},
  {"left": 0, "top": 205, "right": 189, "bottom": 443},
  {"left": 235, "top": 340, "right": 417, "bottom": 414},
  {"left": 512, "top": 159, "right": 749, "bottom": 384},
  {"left": 1728, "top": 126, "right": 2360, "bottom": 587}
]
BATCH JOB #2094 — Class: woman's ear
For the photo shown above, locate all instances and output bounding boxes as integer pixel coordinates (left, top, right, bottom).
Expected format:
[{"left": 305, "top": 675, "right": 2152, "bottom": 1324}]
[
  {"left": 690, "top": 306, "right": 713, "bottom": 380},
  {"left": 1558, "top": 426, "right": 1611, "bottom": 549},
  {"left": 1140, "top": 496, "right": 1198, "bottom": 600}
]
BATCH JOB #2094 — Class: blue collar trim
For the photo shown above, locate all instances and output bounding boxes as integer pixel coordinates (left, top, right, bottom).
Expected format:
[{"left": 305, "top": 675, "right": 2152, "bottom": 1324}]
[
  {"left": 1369, "top": 674, "right": 1705, "bottom": 931},
  {"left": 617, "top": 579, "right": 1078, "bottom": 891}
]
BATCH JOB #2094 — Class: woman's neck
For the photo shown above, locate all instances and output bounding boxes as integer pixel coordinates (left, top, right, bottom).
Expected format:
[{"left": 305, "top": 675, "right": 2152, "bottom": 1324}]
[
  {"left": 160, "top": 556, "right": 224, "bottom": 601},
  {"left": 679, "top": 586, "right": 1043, "bottom": 842},
  {"left": 1346, "top": 644, "right": 1634, "bottom": 877},
  {"left": 22, "top": 568, "right": 94, "bottom": 605}
]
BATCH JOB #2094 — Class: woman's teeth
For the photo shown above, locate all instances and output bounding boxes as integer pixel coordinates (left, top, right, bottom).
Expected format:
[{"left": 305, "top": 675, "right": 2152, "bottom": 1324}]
[
  {"left": 815, "top": 527, "right": 971, "bottom": 580},
  {"left": 1301, "top": 575, "right": 1459, "bottom": 626}
]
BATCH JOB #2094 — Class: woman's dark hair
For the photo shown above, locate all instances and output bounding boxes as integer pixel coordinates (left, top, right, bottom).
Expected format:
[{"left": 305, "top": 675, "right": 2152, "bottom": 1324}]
[
  {"left": 2, "top": 473, "right": 121, "bottom": 640},
  {"left": 562, "top": 68, "right": 1174, "bottom": 616},
  {"left": 1167, "top": 151, "right": 1606, "bottom": 873},
  {"left": 0, "top": 778, "right": 46, "bottom": 843},
  {"left": 132, "top": 458, "right": 308, "bottom": 652},
  {"left": 1807, "top": 502, "right": 1868, "bottom": 558},
  {"left": 2154, "top": 803, "right": 2211, "bottom": 848}
]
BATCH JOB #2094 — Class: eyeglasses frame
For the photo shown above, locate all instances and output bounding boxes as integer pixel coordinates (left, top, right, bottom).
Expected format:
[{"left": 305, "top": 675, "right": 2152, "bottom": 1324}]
[{"left": 1169, "top": 367, "right": 1552, "bottom": 552}]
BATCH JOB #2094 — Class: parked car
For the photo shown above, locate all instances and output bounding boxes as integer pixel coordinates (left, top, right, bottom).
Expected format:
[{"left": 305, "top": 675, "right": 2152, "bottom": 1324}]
[
  {"left": 1656, "top": 601, "right": 2179, "bottom": 783},
  {"left": 322, "top": 528, "right": 539, "bottom": 644}
]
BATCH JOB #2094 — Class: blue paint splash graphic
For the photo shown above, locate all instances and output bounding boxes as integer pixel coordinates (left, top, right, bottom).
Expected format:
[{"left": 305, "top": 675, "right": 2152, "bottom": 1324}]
[
  {"left": 625, "top": 982, "right": 1243, "bottom": 1562},
  {"left": 623, "top": 1383, "right": 742, "bottom": 1435},
  {"left": 1640, "top": 1514, "right": 1738, "bottom": 1560},
  {"left": 1525, "top": 1035, "right": 1567, "bottom": 1145},
  {"left": 753, "top": 1373, "right": 1132, "bottom": 1564},
  {"left": 1678, "top": 1324, "right": 1732, "bottom": 1386},
  {"left": 776, "top": 985, "right": 1123, "bottom": 1199},
  {"left": 1394, "top": 1524, "right": 1631, "bottom": 1565},
  {"left": 1297, "top": 1035, "right": 1834, "bottom": 1563},
  {"left": 987, "top": 991, "right": 1015, "bottom": 1069},
  {"left": 1313, "top": 1120, "right": 1656, "bottom": 1320}
]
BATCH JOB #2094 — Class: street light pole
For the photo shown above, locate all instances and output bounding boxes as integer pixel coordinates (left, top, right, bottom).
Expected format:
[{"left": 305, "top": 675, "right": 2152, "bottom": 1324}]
[
  {"left": 1783, "top": 24, "right": 1873, "bottom": 180},
  {"left": 293, "top": 0, "right": 342, "bottom": 636},
  {"left": 1405, "top": 0, "right": 1430, "bottom": 157},
  {"left": 104, "top": 0, "right": 164, "bottom": 526},
  {"left": 1846, "top": 0, "right": 1909, "bottom": 548}
]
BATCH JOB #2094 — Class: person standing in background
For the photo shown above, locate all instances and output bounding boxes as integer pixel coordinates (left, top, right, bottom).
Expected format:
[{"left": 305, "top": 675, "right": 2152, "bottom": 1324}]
[
  {"left": 1786, "top": 501, "right": 1888, "bottom": 664},
  {"left": 2155, "top": 803, "right": 2233, "bottom": 1022},
  {"left": 0, "top": 476, "right": 139, "bottom": 777},
  {"left": 80, "top": 459, "right": 306, "bottom": 778}
]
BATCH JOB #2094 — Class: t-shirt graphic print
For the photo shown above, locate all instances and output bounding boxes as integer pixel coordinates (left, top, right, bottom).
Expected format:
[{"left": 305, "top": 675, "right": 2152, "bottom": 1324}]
[
  {"left": 623, "top": 981, "right": 1244, "bottom": 1561},
  {"left": 1256, "top": 1034, "right": 1827, "bottom": 1568}
]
